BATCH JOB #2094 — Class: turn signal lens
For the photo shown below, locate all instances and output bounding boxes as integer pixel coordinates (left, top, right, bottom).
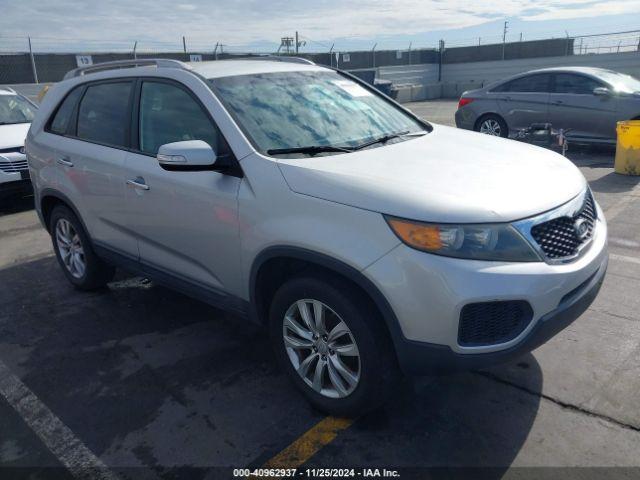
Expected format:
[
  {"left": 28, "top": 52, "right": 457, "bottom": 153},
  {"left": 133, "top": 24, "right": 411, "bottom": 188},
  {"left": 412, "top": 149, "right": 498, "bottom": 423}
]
[{"left": 386, "top": 218, "right": 444, "bottom": 251}]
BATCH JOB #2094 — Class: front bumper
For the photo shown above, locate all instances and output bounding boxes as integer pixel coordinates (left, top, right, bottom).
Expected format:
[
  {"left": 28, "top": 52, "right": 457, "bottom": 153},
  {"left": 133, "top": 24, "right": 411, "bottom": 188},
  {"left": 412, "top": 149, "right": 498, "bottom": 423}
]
[
  {"left": 395, "top": 255, "right": 606, "bottom": 374},
  {"left": 364, "top": 207, "right": 608, "bottom": 374}
]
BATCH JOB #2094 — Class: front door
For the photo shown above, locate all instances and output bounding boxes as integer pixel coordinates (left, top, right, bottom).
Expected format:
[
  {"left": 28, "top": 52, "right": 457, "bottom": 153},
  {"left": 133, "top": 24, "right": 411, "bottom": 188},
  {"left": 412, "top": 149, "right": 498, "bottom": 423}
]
[
  {"left": 547, "top": 73, "right": 618, "bottom": 142},
  {"left": 123, "top": 79, "right": 242, "bottom": 297}
]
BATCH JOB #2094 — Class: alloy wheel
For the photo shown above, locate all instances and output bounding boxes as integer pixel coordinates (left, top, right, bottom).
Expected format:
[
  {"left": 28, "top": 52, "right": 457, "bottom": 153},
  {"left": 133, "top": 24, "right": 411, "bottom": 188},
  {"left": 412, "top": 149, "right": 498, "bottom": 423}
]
[
  {"left": 282, "top": 299, "right": 361, "bottom": 398},
  {"left": 480, "top": 118, "right": 502, "bottom": 136},
  {"left": 55, "top": 218, "right": 86, "bottom": 279}
]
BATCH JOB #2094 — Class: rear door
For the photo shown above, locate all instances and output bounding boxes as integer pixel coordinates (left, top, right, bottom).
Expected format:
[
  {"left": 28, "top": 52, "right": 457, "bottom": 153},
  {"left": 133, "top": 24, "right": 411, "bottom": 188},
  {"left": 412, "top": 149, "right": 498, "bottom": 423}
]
[
  {"left": 494, "top": 73, "right": 552, "bottom": 132},
  {"left": 122, "top": 78, "right": 242, "bottom": 297},
  {"left": 547, "top": 73, "right": 618, "bottom": 142},
  {"left": 45, "top": 80, "right": 138, "bottom": 258}
]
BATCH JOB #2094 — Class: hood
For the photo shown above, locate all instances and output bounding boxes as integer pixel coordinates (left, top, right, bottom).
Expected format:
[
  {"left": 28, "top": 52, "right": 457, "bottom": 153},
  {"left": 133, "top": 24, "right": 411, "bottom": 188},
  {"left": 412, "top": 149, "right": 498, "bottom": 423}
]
[
  {"left": 276, "top": 124, "right": 586, "bottom": 223},
  {"left": 0, "top": 123, "right": 30, "bottom": 150}
]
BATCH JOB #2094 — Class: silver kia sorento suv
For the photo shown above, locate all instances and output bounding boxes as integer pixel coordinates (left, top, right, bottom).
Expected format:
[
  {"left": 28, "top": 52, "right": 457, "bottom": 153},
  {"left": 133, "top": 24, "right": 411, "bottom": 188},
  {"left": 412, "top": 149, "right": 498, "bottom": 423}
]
[{"left": 26, "top": 59, "right": 608, "bottom": 415}]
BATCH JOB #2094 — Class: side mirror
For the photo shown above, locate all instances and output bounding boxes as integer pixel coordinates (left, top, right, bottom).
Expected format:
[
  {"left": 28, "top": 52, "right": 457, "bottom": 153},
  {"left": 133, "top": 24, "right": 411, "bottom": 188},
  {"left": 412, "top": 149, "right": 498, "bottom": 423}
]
[
  {"left": 157, "top": 140, "right": 216, "bottom": 167},
  {"left": 593, "top": 87, "right": 611, "bottom": 97}
]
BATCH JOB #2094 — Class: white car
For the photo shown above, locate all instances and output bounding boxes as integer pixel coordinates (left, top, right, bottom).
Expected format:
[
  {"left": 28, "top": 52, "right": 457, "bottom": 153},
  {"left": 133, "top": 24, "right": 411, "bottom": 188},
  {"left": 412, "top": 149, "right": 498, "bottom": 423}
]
[
  {"left": 27, "top": 59, "right": 607, "bottom": 415},
  {"left": 0, "top": 87, "right": 37, "bottom": 198}
]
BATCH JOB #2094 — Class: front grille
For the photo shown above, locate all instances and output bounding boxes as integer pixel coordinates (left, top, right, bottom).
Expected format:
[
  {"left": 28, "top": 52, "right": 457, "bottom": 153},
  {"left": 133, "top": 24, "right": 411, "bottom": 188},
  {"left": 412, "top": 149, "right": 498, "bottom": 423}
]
[
  {"left": 0, "top": 159, "right": 28, "bottom": 173},
  {"left": 458, "top": 300, "right": 533, "bottom": 347},
  {"left": 530, "top": 192, "right": 596, "bottom": 260},
  {"left": 0, "top": 147, "right": 23, "bottom": 154}
]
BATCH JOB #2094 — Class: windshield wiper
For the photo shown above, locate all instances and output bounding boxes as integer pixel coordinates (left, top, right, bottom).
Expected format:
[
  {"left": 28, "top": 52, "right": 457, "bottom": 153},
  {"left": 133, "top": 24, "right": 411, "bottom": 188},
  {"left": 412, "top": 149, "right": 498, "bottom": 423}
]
[
  {"left": 349, "top": 130, "right": 427, "bottom": 151},
  {"left": 267, "top": 145, "right": 352, "bottom": 156}
]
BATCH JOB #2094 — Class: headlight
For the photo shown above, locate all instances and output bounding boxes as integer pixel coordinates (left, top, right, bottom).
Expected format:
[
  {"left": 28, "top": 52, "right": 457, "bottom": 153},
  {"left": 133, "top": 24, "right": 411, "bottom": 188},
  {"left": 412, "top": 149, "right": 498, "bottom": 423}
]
[{"left": 385, "top": 216, "right": 541, "bottom": 262}]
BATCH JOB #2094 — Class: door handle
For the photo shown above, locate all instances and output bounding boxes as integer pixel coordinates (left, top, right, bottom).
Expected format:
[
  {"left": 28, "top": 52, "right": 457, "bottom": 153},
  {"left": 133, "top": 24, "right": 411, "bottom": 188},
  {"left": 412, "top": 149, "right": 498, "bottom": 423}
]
[
  {"left": 56, "top": 156, "right": 73, "bottom": 167},
  {"left": 126, "top": 177, "right": 150, "bottom": 191},
  {"left": 553, "top": 100, "right": 564, "bottom": 105}
]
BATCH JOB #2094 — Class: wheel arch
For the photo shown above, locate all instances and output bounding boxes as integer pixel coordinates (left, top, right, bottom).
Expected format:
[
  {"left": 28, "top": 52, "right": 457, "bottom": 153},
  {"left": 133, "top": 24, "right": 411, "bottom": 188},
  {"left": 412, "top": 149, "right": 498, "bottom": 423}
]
[
  {"left": 474, "top": 112, "right": 507, "bottom": 132},
  {"left": 39, "top": 188, "right": 89, "bottom": 235},
  {"left": 249, "top": 246, "right": 406, "bottom": 354}
]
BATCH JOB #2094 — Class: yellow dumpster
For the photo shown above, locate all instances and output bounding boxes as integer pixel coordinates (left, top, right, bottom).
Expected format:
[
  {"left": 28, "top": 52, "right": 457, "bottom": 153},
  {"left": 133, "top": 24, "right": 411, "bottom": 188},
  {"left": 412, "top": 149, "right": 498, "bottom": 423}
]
[{"left": 615, "top": 120, "right": 640, "bottom": 176}]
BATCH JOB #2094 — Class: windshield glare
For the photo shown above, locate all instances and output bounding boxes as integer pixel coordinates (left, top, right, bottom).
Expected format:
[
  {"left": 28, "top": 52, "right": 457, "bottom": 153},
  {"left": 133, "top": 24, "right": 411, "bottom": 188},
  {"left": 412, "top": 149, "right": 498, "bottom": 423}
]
[
  {"left": 209, "top": 71, "right": 425, "bottom": 156},
  {"left": 0, "top": 94, "right": 36, "bottom": 124},
  {"left": 598, "top": 71, "right": 640, "bottom": 93}
]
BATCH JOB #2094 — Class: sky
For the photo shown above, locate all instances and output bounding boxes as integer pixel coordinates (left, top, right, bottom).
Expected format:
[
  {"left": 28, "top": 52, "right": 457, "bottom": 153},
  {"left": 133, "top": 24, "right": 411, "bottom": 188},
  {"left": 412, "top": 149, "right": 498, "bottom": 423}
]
[{"left": 0, "top": 0, "right": 639, "bottom": 52}]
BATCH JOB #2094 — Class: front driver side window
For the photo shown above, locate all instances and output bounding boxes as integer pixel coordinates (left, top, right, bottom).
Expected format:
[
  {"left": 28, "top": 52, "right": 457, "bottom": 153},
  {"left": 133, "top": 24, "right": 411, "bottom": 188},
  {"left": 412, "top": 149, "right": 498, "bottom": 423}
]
[
  {"left": 553, "top": 74, "right": 602, "bottom": 95},
  {"left": 138, "top": 81, "right": 222, "bottom": 155}
]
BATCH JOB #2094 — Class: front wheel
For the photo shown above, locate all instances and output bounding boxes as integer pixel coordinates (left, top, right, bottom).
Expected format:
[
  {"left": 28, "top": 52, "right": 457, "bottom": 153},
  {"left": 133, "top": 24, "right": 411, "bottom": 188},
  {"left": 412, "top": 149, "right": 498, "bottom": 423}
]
[
  {"left": 476, "top": 114, "right": 508, "bottom": 138},
  {"left": 269, "top": 275, "right": 400, "bottom": 416}
]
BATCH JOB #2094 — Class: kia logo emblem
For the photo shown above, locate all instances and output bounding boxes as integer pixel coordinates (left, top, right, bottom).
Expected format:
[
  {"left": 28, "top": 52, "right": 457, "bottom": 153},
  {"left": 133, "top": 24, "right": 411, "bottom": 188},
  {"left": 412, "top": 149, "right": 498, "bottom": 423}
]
[{"left": 574, "top": 218, "right": 589, "bottom": 240}]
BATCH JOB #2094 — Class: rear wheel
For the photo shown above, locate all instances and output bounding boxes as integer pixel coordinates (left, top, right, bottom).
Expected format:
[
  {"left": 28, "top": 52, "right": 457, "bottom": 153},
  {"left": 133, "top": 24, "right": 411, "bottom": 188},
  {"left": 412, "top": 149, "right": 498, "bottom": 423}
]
[
  {"left": 50, "top": 205, "right": 115, "bottom": 290},
  {"left": 476, "top": 114, "right": 508, "bottom": 138},
  {"left": 269, "top": 275, "right": 400, "bottom": 416}
]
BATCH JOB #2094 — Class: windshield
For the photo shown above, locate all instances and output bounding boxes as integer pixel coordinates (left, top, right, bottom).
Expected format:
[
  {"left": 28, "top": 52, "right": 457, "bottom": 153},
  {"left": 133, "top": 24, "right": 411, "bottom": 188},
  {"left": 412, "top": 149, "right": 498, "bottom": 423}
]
[
  {"left": 597, "top": 71, "right": 640, "bottom": 93},
  {"left": 0, "top": 94, "right": 37, "bottom": 124},
  {"left": 209, "top": 71, "right": 426, "bottom": 156}
]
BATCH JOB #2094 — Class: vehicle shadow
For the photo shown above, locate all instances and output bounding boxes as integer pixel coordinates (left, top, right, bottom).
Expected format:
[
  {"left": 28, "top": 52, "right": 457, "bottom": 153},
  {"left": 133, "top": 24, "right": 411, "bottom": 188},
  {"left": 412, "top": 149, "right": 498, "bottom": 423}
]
[
  {"left": 0, "top": 194, "right": 34, "bottom": 216},
  {"left": 0, "top": 255, "right": 542, "bottom": 476},
  {"left": 309, "top": 358, "right": 542, "bottom": 477},
  {"left": 588, "top": 171, "right": 640, "bottom": 194}
]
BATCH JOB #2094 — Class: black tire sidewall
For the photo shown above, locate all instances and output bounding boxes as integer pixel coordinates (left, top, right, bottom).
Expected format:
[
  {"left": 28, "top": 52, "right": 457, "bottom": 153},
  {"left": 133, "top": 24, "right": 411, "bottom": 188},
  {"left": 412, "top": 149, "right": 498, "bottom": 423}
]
[{"left": 268, "top": 275, "right": 397, "bottom": 416}]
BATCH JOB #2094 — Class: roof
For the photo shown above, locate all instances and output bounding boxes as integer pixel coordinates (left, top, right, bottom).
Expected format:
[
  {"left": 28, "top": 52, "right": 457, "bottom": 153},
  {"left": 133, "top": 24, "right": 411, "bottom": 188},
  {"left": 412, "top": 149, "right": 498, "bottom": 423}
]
[
  {"left": 188, "top": 59, "right": 329, "bottom": 79},
  {"left": 520, "top": 66, "right": 619, "bottom": 76}
]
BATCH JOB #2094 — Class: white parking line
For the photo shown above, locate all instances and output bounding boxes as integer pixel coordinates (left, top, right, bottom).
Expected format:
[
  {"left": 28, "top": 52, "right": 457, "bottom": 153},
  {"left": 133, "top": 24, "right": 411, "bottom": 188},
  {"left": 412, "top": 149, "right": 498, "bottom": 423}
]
[{"left": 0, "top": 359, "right": 120, "bottom": 480}]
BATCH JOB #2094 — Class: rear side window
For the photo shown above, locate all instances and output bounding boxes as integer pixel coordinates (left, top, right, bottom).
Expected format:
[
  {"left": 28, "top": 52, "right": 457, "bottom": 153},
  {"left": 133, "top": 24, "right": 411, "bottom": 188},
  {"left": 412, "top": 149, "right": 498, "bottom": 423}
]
[
  {"left": 553, "top": 74, "right": 602, "bottom": 94},
  {"left": 48, "top": 87, "right": 83, "bottom": 135},
  {"left": 77, "top": 82, "right": 132, "bottom": 147},
  {"left": 138, "top": 81, "right": 220, "bottom": 155},
  {"left": 495, "top": 74, "right": 551, "bottom": 93}
]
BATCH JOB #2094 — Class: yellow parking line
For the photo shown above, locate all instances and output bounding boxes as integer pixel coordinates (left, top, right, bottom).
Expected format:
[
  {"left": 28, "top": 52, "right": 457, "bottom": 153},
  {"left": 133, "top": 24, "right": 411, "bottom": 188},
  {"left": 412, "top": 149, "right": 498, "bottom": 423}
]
[{"left": 263, "top": 416, "right": 354, "bottom": 469}]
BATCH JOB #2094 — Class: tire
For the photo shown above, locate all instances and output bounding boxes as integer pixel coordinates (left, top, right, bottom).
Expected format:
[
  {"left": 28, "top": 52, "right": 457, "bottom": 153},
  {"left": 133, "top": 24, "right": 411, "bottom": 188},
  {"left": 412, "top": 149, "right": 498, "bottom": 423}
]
[
  {"left": 49, "top": 205, "right": 115, "bottom": 290},
  {"left": 476, "top": 114, "right": 508, "bottom": 138},
  {"left": 268, "top": 274, "right": 401, "bottom": 416}
]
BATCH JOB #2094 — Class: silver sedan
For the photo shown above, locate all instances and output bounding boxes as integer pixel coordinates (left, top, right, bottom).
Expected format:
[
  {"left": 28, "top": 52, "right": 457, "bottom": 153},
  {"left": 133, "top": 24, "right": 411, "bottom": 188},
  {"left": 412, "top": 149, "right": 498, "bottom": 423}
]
[{"left": 455, "top": 66, "right": 640, "bottom": 144}]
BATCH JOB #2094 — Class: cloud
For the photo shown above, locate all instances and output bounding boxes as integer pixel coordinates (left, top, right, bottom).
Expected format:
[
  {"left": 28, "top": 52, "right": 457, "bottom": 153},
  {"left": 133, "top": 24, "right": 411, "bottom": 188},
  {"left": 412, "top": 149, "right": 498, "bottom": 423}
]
[{"left": 1, "top": 0, "right": 638, "bottom": 51}]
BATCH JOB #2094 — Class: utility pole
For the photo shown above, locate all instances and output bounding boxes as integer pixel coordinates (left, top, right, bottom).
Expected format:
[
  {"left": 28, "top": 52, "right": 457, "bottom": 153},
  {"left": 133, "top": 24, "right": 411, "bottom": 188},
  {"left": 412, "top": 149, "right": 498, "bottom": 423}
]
[
  {"left": 295, "top": 31, "right": 299, "bottom": 54},
  {"left": 502, "top": 20, "right": 508, "bottom": 60},
  {"left": 28, "top": 36, "right": 38, "bottom": 84},
  {"left": 213, "top": 42, "right": 219, "bottom": 60},
  {"left": 133, "top": 41, "right": 138, "bottom": 59},
  {"left": 408, "top": 41, "right": 412, "bottom": 65},
  {"left": 371, "top": 43, "right": 377, "bottom": 68},
  {"left": 182, "top": 36, "right": 187, "bottom": 56},
  {"left": 329, "top": 43, "right": 334, "bottom": 67},
  {"left": 438, "top": 39, "right": 444, "bottom": 82}
]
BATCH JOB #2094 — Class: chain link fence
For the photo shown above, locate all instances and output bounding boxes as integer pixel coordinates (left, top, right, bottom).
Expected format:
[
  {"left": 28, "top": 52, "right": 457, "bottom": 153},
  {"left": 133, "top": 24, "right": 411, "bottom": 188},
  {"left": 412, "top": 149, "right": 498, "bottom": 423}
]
[{"left": 1, "top": 30, "right": 638, "bottom": 85}]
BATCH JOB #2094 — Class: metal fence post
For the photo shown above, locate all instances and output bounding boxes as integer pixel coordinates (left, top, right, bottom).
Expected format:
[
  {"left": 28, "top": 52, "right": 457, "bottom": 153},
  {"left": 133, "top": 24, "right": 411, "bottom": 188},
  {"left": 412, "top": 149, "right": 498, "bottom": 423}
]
[{"left": 28, "top": 36, "right": 39, "bottom": 84}]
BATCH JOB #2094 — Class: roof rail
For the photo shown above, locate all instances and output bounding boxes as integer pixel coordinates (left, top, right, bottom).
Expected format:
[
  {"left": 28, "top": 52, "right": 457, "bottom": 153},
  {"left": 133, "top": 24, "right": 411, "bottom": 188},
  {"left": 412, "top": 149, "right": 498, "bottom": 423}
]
[{"left": 63, "top": 59, "right": 191, "bottom": 80}]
